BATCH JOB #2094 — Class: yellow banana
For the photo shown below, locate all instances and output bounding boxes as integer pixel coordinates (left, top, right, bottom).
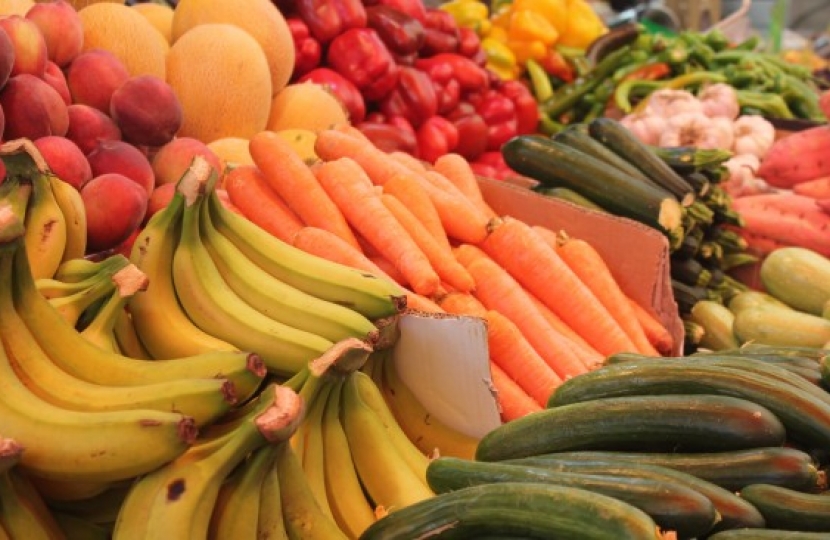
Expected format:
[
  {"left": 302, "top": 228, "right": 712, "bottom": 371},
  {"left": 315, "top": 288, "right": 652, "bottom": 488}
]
[
  {"left": 340, "top": 372, "right": 434, "bottom": 514},
  {"left": 26, "top": 475, "right": 112, "bottom": 502},
  {"left": 207, "top": 445, "right": 276, "bottom": 540},
  {"left": 322, "top": 380, "right": 377, "bottom": 538},
  {"left": 199, "top": 198, "right": 380, "bottom": 344},
  {"left": 381, "top": 357, "right": 480, "bottom": 460},
  {"left": 172, "top": 164, "right": 334, "bottom": 377},
  {"left": 0, "top": 522, "right": 8, "bottom": 540},
  {"left": 257, "top": 443, "right": 290, "bottom": 540},
  {"left": 48, "top": 176, "right": 87, "bottom": 264},
  {"left": 52, "top": 512, "right": 111, "bottom": 540},
  {"left": 42, "top": 482, "right": 131, "bottom": 527},
  {"left": 0, "top": 437, "right": 22, "bottom": 475},
  {"left": 54, "top": 255, "right": 128, "bottom": 284},
  {"left": 46, "top": 270, "right": 115, "bottom": 327},
  {"left": 127, "top": 184, "right": 240, "bottom": 360},
  {"left": 79, "top": 264, "right": 148, "bottom": 353},
  {"left": 112, "top": 309, "right": 152, "bottom": 360},
  {"left": 0, "top": 468, "right": 65, "bottom": 540},
  {"left": 297, "top": 381, "right": 334, "bottom": 520},
  {"left": 12, "top": 238, "right": 266, "bottom": 395},
  {"left": 207, "top": 185, "right": 405, "bottom": 320}
]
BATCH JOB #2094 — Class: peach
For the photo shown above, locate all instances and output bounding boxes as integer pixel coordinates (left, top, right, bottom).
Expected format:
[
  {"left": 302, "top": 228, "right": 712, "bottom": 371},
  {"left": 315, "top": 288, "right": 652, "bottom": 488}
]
[
  {"left": 0, "top": 73, "right": 68, "bottom": 139},
  {"left": 66, "top": 49, "right": 130, "bottom": 113},
  {"left": 0, "top": 15, "right": 47, "bottom": 77},
  {"left": 81, "top": 172, "right": 148, "bottom": 254},
  {"left": 0, "top": 26, "right": 14, "bottom": 91},
  {"left": 24, "top": 0, "right": 83, "bottom": 68},
  {"left": 151, "top": 137, "right": 222, "bottom": 187},
  {"left": 34, "top": 135, "right": 92, "bottom": 191},
  {"left": 0, "top": 103, "right": 5, "bottom": 140},
  {"left": 43, "top": 60, "right": 70, "bottom": 105},
  {"left": 145, "top": 181, "right": 175, "bottom": 223},
  {"left": 65, "top": 103, "right": 121, "bottom": 155},
  {"left": 110, "top": 75, "right": 182, "bottom": 147},
  {"left": 86, "top": 139, "right": 154, "bottom": 196}
]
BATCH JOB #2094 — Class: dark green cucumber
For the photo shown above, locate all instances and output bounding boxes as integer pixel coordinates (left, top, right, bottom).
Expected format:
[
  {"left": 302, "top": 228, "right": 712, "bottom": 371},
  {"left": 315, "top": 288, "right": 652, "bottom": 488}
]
[
  {"left": 588, "top": 118, "right": 696, "bottom": 204},
  {"left": 548, "top": 361, "right": 830, "bottom": 451},
  {"left": 651, "top": 146, "right": 734, "bottom": 175},
  {"left": 740, "top": 483, "right": 830, "bottom": 532},
  {"left": 500, "top": 135, "right": 684, "bottom": 239},
  {"left": 681, "top": 171, "right": 711, "bottom": 196},
  {"left": 534, "top": 186, "right": 606, "bottom": 212},
  {"left": 512, "top": 447, "right": 820, "bottom": 493},
  {"left": 708, "top": 529, "right": 830, "bottom": 539},
  {"left": 475, "top": 394, "right": 786, "bottom": 462},
  {"left": 358, "top": 481, "right": 662, "bottom": 540},
  {"left": 716, "top": 344, "right": 828, "bottom": 362},
  {"left": 426, "top": 457, "right": 718, "bottom": 539},
  {"left": 501, "top": 455, "right": 766, "bottom": 531}
]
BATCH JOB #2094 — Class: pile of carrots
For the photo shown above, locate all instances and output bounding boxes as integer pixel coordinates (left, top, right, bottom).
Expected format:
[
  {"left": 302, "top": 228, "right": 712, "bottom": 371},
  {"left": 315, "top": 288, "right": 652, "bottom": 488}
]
[{"left": 223, "top": 125, "right": 674, "bottom": 421}]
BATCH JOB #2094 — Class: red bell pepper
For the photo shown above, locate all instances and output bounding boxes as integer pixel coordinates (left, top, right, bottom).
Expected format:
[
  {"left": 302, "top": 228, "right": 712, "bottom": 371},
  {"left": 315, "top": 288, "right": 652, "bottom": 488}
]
[
  {"left": 297, "top": 67, "right": 366, "bottom": 123},
  {"left": 365, "top": 5, "right": 425, "bottom": 56},
  {"left": 457, "top": 27, "right": 483, "bottom": 60},
  {"left": 295, "top": 0, "right": 367, "bottom": 44},
  {"left": 379, "top": 66, "right": 437, "bottom": 128},
  {"left": 497, "top": 79, "right": 539, "bottom": 136},
  {"left": 473, "top": 90, "right": 518, "bottom": 151},
  {"left": 327, "top": 28, "right": 400, "bottom": 102},
  {"left": 540, "top": 48, "right": 575, "bottom": 83},
  {"left": 420, "top": 8, "right": 459, "bottom": 56},
  {"left": 416, "top": 60, "right": 460, "bottom": 115},
  {"left": 356, "top": 120, "right": 418, "bottom": 155},
  {"left": 286, "top": 18, "right": 321, "bottom": 79},
  {"left": 414, "top": 53, "right": 489, "bottom": 94},
  {"left": 473, "top": 151, "right": 516, "bottom": 180},
  {"left": 416, "top": 116, "right": 459, "bottom": 163},
  {"left": 370, "top": 0, "right": 427, "bottom": 23},
  {"left": 452, "top": 111, "right": 488, "bottom": 161}
]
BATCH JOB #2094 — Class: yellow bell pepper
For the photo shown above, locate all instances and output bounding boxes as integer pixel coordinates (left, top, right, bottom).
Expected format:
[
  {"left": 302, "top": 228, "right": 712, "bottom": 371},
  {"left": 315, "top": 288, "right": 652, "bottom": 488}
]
[
  {"left": 507, "top": 9, "right": 559, "bottom": 46},
  {"left": 481, "top": 36, "right": 520, "bottom": 80},
  {"left": 511, "top": 0, "right": 568, "bottom": 30},
  {"left": 440, "top": 0, "right": 491, "bottom": 35},
  {"left": 557, "top": 0, "right": 607, "bottom": 49},
  {"left": 506, "top": 38, "right": 549, "bottom": 65}
]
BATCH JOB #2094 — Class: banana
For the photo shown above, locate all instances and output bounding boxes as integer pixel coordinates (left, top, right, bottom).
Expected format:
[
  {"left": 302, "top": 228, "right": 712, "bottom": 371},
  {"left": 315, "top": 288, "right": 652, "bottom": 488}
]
[
  {"left": 257, "top": 443, "right": 289, "bottom": 540},
  {"left": 113, "top": 384, "right": 303, "bottom": 540},
  {"left": 55, "top": 255, "right": 128, "bottom": 284},
  {"left": 79, "top": 264, "right": 148, "bottom": 353},
  {"left": 0, "top": 522, "right": 8, "bottom": 540},
  {"left": 340, "top": 372, "right": 434, "bottom": 514},
  {"left": 48, "top": 176, "right": 87, "bottom": 264},
  {"left": 0, "top": 437, "right": 22, "bottom": 475},
  {"left": 380, "top": 357, "right": 480, "bottom": 460},
  {"left": 297, "top": 381, "right": 334, "bottom": 520},
  {"left": 112, "top": 309, "right": 152, "bottom": 360},
  {"left": 172, "top": 164, "right": 334, "bottom": 377},
  {"left": 12, "top": 237, "right": 266, "bottom": 394},
  {"left": 0, "top": 468, "right": 65, "bottom": 540},
  {"left": 207, "top": 444, "right": 276, "bottom": 540},
  {"left": 47, "top": 273, "right": 116, "bottom": 327},
  {"left": 44, "top": 482, "right": 131, "bottom": 527},
  {"left": 127, "top": 185, "right": 240, "bottom": 360},
  {"left": 207, "top": 186, "right": 405, "bottom": 320},
  {"left": 52, "top": 512, "right": 111, "bottom": 540},
  {"left": 199, "top": 197, "right": 381, "bottom": 344},
  {"left": 26, "top": 475, "right": 113, "bottom": 502},
  {"left": 322, "top": 380, "right": 377, "bottom": 538}
]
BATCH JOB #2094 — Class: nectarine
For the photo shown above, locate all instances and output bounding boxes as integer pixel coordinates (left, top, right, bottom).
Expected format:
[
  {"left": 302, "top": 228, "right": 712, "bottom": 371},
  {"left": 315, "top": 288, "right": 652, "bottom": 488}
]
[
  {"left": 151, "top": 137, "right": 221, "bottom": 187},
  {"left": 0, "top": 73, "right": 68, "bottom": 139},
  {"left": 66, "top": 48, "right": 130, "bottom": 113},
  {"left": 81, "top": 172, "right": 148, "bottom": 253},
  {"left": 110, "top": 75, "right": 182, "bottom": 147},
  {"left": 86, "top": 139, "right": 154, "bottom": 196},
  {"left": 34, "top": 135, "right": 92, "bottom": 191},
  {"left": 65, "top": 103, "right": 122, "bottom": 154}
]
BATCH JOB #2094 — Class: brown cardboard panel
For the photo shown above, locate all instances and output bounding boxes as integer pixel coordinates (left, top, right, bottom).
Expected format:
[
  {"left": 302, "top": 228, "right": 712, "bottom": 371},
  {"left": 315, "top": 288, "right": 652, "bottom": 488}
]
[{"left": 477, "top": 176, "right": 684, "bottom": 355}]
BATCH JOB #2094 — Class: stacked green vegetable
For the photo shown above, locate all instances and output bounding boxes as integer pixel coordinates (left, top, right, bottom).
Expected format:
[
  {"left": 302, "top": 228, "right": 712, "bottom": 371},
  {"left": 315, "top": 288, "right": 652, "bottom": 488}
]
[{"left": 502, "top": 117, "right": 755, "bottom": 349}]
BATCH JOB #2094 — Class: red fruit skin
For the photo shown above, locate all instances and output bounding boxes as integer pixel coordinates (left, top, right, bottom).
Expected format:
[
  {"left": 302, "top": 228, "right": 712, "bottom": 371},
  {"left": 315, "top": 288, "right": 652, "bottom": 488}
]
[
  {"left": 65, "top": 103, "right": 122, "bottom": 155},
  {"left": 0, "top": 26, "right": 15, "bottom": 91},
  {"left": 66, "top": 49, "right": 130, "bottom": 113},
  {"left": 0, "top": 73, "right": 68, "bottom": 140},
  {"left": 43, "top": 60, "right": 71, "bottom": 105},
  {"left": 86, "top": 139, "right": 155, "bottom": 196},
  {"left": 81, "top": 172, "right": 149, "bottom": 254},
  {"left": 25, "top": 0, "right": 84, "bottom": 68},
  {"left": 109, "top": 75, "right": 183, "bottom": 147},
  {"left": 34, "top": 135, "right": 92, "bottom": 190},
  {"left": 0, "top": 16, "right": 47, "bottom": 78}
]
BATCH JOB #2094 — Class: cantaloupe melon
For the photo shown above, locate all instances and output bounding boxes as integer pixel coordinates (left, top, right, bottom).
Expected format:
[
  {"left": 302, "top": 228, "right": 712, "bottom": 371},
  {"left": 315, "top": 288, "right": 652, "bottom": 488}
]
[
  {"left": 273, "top": 128, "right": 319, "bottom": 164},
  {"left": 131, "top": 2, "right": 173, "bottom": 44},
  {"left": 266, "top": 83, "right": 349, "bottom": 133},
  {"left": 206, "top": 137, "right": 255, "bottom": 171},
  {"left": 167, "top": 23, "right": 272, "bottom": 144},
  {"left": 0, "top": 0, "right": 34, "bottom": 15}
]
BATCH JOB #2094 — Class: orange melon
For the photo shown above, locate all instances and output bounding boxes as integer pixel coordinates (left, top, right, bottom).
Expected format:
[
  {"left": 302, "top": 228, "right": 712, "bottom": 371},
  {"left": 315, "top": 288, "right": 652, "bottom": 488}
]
[
  {"left": 0, "top": 0, "right": 34, "bottom": 15},
  {"left": 267, "top": 83, "right": 350, "bottom": 133},
  {"left": 131, "top": 2, "right": 173, "bottom": 44},
  {"left": 166, "top": 23, "right": 272, "bottom": 144}
]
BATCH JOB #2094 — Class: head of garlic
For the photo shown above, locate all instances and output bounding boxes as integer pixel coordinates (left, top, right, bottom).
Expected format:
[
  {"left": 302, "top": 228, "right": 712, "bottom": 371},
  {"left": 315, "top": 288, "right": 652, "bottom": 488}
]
[
  {"left": 698, "top": 83, "right": 740, "bottom": 120},
  {"left": 732, "top": 115, "right": 776, "bottom": 159},
  {"left": 658, "top": 112, "right": 734, "bottom": 150},
  {"left": 644, "top": 89, "right": 704, "bottom": 118},
  {"left": 619, "top": 112, "right": 668, "bottom": 146}
]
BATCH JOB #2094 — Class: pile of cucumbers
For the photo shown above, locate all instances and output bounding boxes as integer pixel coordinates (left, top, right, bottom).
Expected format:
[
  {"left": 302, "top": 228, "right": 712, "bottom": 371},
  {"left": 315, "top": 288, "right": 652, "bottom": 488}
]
[{"left": 361, "top": 345, "right": 830, "bottom": 539}]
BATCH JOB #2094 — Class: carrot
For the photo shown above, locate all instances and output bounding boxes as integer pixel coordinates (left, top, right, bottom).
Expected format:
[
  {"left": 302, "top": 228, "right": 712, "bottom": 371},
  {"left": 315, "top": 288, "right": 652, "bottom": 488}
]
[
  {"left": 314, "top": 128, "right": 416, "bottom": 187},
  {"left": 736, "top": 228, "right": 790, "bottom": 257},
  {"left": 249, "top": 130, "right": 360, "bottom": 249},
  {"left": 402, "top": 291, "right": 445, "bottom": 314},
  {"left": 223, "top": 165, "right": 304, "bottom": 243},
  {"left": 626, "top": 296, "right": 674, "bottom": 356},
  {"left": 454, "top": 243, "right": 591, "bottom": 380},
  {"left": 437, "top": 291, "right": 487, "bottom": 317},
  {"left": 382, "top": 172, "right": 451, "bottom": 251},
  {"left": 313, "top": 157, "right": 442, "bottom": 297},
  {"left": 388, "top": 151, "right": 429, "bottom": 174},
  {"left": 480, "top": 217, "right": 639, "bottom": 357},
  {"left": 380, "top": 193, "right": 475, "bottom": 293},
  {"left": 534, "top": 226, "right": 659, "bottom": 356},
  {"left": 489, "top": 362, "right": 541, "bottom": 421},
  {"left": 367, "top": 254, "right": 407, "bottom": 286},
  {"left": 415, "top": 172, "right": 493, "bottom": 244},
  {"left": 793, "top": 176, "right": 830, "bottom": 199},
  {"left": 525, "top": 293, "right": 603, "bottom": 368},
  {"left": 433, "top": 153, "right": 497, "bottom": 218},
  {"left": 732, "top": 193, "right": 830, "bottom": 257}
]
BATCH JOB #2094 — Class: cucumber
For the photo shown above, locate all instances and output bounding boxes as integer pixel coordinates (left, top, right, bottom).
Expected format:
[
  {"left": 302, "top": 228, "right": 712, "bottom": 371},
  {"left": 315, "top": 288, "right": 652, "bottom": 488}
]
[
  {"left": 534, "top": 186, "right": 606, "bottom": 212},
  {"left": 740, "top": 483, "right": 830, "bottom": 532},
  {"left": 760, "top": 247, "right": 830, "bottom": 316},
  {"left": 687, "top": 300, "right": 739, "bottom": 351},
  {"left": 476, "top": 394, "right": 786, "bottom": 462},
  {"left": 708, "top": 530, "right": 830, "bottom": 539},
  {"left": 733, "top": 305, "right": 830, "bottom": 349},
  {"left": 500, "top": 135, "right": 684, "bottom": 240},
  {"left": 358, "top": 481, "right": 662, "bottom": 540},
  {"left": 651, "top": 146, "right": 734, "bottom": 175},
  {"left": 728, "top": 291, "right": 793, "bottom": 315},
  {"left": 511, "top": 447, "right": 820, "bottom": 493},
  {"left": 501, "top": 455, "right": 766, "bottom": 532},
  {"left": 588, "top": 117, "right": 696, "bottom": 204},
  {"left": 708, "top": 343, "right": 827, "bottom": 362},
  {"left": 548, "top": 361, "right": 830, "bottom": 451},
  {"left": 426, "top": 457, "right": 719, "bottom": 539}
]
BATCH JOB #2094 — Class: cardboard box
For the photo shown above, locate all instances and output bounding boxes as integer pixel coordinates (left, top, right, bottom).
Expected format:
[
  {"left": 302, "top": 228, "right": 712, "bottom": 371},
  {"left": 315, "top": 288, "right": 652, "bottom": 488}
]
[{"left": 395, "top": 176, "right": 683, "bottom": 439}]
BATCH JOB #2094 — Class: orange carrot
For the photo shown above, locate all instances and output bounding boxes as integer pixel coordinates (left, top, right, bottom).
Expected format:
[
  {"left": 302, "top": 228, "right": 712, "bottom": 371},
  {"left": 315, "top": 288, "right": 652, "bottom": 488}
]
[
  {"left": 402, "top": 290, "right": 445, "bottom": 314},
  {"left": 223, "top": 165, "right": 304, "bottom": 243},
  {"left": 533, "top": 226, "right": 659, "bottom": 356},
  {"left": 793, "top": 176, "right": 830, "bottom": 199},
  {"left": 380, "top": 193, "right": 475, "bottom": 293},
  {"left": 314, "top": 128, "right": 416, "bottom": 187},
  {"left": 382, "top": 172, "right": 451, "bottom": 251},
  {"left": 481, "top": 217, "right": 638, "bottom": 357},
  {"left": 313, "top": 157, "right": 442, "bottom": 297},
  {"left": 454, "top": 244, "right": 590, "bottom": 380},
  {"left": 489, "top": 362, "right": 541, "bottom": 421},
  {"left": 626, "top": 296, "right": 675, "bottom": 356},
  {"left": 249, "top": 130, "right": 360, "bottom": 249},
  {"left": 433, "top": 153, "right": 497, "bottom": 218},
  {"left": 526, "top": 293, "right": 603, "bottom": 369},
  {"left": 389, "top": 151, "right": 429, "bottom": 174},
  {"left": 366, "top": 254, "right": 406, "bottom": 286},
  {"left": 437, "top": 291, "right": 487, "bottom": 317},
  {"left": 416, "top": 172, "right": 492, "bottom": 244}
]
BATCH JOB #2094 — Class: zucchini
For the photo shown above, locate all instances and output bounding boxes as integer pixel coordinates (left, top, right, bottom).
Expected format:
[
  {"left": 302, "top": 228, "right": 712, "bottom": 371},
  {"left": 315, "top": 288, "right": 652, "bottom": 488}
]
[
  {"left": 588, "top": 118, "right": 696, "bottom": 204},
  {"left": 708, "top": 530, "right": 830, "bottom": 539},
  {"left": 534, "top": 186, "right": 605, "bottom": 212},
  {"left": 727, "top": 291, "right": 793, "bottom": 315},
  {"left": 501, "top": 455, "right": 766, "bottom": 532},
  {"left": 671, "top": 255, "right": 713, "bottom": 288},
  {"left": 547, "top": 361, "right": 830, "bottom": 451},
  {"left": 716, "top": 344, "right": 828, "bottom": 362},
  {"left": 760, "top": 247, "right": 830, "bottom": 316},
  {"left": 651, "top": 146, "right": 733, "bottom": 175},
  {"left": 681, "top": 171, "right": 711, "bottom": 196},
  {"left": 733, "top": 305, "right": 830, "bottom": 349},
  {"left": 425, "top": 457, "right": 719, "bottom": 539},
  {"left": 358, "top": 481, "right": 662, "bottom": 540},
  {"left": 475, "top": 394, "right": 786, "bottom": 462},
  {"left": 672, "top": 279, "right": 713, "bottom": 314},
  {"left": 500, "top": 135, "right": 684, "bottom": 241},
  {"left": 513, "top": 447, "right": 820, "bottom": 493},
  {"left": 740, "top": 483, "right": 830, "bottom": 532},
  {"left": 687, "top": 300, "right": 739, "bottom": 351}
]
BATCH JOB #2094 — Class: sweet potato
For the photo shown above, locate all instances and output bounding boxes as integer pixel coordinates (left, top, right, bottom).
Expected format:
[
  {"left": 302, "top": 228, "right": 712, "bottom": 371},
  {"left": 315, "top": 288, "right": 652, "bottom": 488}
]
[
  {"left": 793, "top": 176, "right": 830, "bottom": 199},
  {"left": 733, "top": 193, "right": 830, "bottom": 257},
  {"left": 757, "top": 125, "right": 830, "bottom": 188}
]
